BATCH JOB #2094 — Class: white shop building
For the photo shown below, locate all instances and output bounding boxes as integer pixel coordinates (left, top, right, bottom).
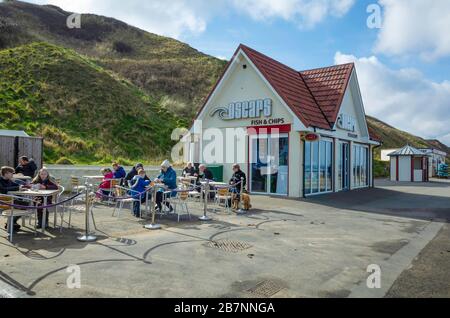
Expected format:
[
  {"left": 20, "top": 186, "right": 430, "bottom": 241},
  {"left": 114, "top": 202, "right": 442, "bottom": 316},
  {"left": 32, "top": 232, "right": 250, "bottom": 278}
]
[{"left": 184, "top": 44, "right": 381, "bottom": 198}]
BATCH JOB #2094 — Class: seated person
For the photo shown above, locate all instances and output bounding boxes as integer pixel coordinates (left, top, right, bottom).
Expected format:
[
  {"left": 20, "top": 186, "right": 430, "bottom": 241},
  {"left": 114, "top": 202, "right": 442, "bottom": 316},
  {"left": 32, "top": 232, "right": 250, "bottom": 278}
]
[
  {"left": 31, "top": 168, "right": 58, "bottom": 229},
  {"left": 195, "top": 164, "right": 215, "bottom": 198},
  {"left": 130, "top": 169, "right": 151, "bottom": 218},
  {"left": 229, "top": 164, "right": 247, "bottom": 193},
  {"left": 195, "top": 164, "right": 214, "bottom": 182},
  {"left": 182, "top": 162, "right": 196, "bottom": 177},
  {"left": 125, "top": 163, "right": 149, "bottom": 186},
  {"left": 0, "top": 166, "right": 23, "bottom": 232},
  {"left": 98, "top": 168, "right": 114, "bottom": 198},
  {"left": 154, "top": 160, "right": 177, "bottom": 213},
  {"left": 112, "top": 162, "right": 126, "bottom": 180},
  {"left": 15, "top": 156, "right": 37, "bottom": 178}
]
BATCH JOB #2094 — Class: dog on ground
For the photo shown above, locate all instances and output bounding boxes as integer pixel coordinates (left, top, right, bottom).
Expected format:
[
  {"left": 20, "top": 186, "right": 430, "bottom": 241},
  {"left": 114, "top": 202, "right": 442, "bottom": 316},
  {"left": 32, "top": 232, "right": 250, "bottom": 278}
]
[{"left": 232, "top": 192, "right": 252, "bottom": 211}]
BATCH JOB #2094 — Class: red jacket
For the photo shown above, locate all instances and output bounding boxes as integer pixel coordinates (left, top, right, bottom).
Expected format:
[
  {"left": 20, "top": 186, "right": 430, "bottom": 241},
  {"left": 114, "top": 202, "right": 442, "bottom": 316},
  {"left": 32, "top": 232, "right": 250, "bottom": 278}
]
[{"left": 99, "top": 172, "right": 114, "bottom": 189}]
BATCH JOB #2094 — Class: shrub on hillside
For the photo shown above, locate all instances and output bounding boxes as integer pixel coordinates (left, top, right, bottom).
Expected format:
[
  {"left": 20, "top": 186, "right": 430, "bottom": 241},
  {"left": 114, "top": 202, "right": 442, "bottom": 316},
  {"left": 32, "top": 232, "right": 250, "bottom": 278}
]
[
  {"left": 55, "top": 157, "right": 75, "bottom": 165},
  {"left": 113, "top": 41, "right": 133, "bottom": 54}
]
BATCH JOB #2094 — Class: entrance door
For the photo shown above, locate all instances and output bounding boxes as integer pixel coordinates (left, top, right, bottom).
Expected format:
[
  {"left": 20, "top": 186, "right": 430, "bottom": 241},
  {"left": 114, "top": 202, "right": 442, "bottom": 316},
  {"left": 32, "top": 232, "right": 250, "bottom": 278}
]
[
  {"left": 338, "top": 142, "right": 350, "bottom": 191},
  {"left": 250, "top": 134, "right": 289, "bottom": 195}
]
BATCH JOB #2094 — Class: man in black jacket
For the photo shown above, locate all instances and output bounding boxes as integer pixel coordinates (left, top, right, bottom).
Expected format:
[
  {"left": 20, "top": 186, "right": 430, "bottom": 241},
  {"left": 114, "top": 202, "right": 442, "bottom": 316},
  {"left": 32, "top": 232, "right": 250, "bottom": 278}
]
[
  {"left": 229, "top": 164, "right": 247, "bottom": 193},
  {"left": 124, "top": 163, "right": 150, "bottom": 186},
  {"left": 15, "top": 156, "right": 37, "bottom": 178},
  {"left": 0, "top": 166, "right": 22, "bottom": 231}
]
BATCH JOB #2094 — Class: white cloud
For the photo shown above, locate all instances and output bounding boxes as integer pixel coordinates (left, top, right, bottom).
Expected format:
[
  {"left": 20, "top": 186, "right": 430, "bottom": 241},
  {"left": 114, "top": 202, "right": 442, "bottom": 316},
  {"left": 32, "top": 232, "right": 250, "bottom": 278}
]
[
  {"left": 232, "top": 0, "right": 355, "bottom": 28},
  {"left": 24, "top": 0, "right": 355, "bottom": 38},
  {"left": 375, "top": 0, "right": 450, "bottom": 60},
  {"left": 335, "top": 52, "right": 450, "bottom": 145},
  {"left": 25, "top": 0, "right": 221, "bottom": 39}
]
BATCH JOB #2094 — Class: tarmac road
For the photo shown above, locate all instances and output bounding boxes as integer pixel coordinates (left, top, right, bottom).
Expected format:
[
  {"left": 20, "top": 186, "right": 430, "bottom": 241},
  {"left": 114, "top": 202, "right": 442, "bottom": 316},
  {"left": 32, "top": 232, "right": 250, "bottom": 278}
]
[{"left": 386, "top": 223, "right": 450, "bottom": 298}]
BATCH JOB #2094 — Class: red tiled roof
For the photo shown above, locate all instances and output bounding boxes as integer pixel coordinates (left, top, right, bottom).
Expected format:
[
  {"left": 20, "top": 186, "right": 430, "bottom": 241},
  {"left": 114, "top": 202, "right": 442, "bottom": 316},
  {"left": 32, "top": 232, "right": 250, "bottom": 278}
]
[
  {"left": 300, "top": 63, "right": 354, "bottom": 126},
  {"left": 240, "top": 45, "right": 331, "bottom": 130},
  {"left": 367, "top": 125, "right": 382, "bottom": 142},
  {"left": 194, "top": 44, "right": 356, "bottom": 131}
]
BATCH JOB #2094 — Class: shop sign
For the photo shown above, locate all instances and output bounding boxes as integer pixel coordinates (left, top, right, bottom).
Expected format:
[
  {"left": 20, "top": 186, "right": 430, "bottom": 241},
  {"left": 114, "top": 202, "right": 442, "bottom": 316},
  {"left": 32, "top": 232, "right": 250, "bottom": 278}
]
[
  {"left": 300, "top": 132, "right": 320, "bottom": 142},
  {"left": 210, "top": 98, "right": 272, "bottom": 121},
  {"left": 337, "top": 113, "right": 356, "bottom": 132}
]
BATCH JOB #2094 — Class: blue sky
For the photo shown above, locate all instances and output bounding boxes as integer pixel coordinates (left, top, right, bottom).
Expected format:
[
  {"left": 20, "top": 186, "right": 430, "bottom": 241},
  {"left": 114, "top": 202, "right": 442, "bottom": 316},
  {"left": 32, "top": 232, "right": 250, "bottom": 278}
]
[{"left": 24, "top": 0, "right": 450, "bottom": 145}]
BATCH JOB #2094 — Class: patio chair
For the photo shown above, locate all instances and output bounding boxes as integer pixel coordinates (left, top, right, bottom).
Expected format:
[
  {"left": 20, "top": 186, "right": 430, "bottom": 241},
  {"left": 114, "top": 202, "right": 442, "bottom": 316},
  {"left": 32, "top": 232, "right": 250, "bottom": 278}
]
[
  {"left": 180, "top": 179, "right": 201, "bottom": 202},
  {"left": 1, "top": 195, "right": 37, "bottom": 243},
  {"left": 112, "top": 186, "right": 141, "bottom": 218},
  {"left": 163, "top": 190, "right": 191, "bottom": 222},
  {"left": 214, "top": 187, "right": 233, "bottom": 213}
]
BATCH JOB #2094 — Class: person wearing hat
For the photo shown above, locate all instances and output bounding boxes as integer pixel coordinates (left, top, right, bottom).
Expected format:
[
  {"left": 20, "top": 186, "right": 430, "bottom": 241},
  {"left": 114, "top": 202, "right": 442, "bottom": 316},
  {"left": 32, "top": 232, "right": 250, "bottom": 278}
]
[{"left": 154, "top": 160, "right": 177, "bottom": 212}]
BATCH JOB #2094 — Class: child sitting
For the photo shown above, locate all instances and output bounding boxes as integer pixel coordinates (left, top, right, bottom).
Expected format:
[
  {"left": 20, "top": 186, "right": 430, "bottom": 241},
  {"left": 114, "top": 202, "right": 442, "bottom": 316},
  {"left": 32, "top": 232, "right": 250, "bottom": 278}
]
[
  {"left": 130, "top": 168, "right": 150, "bottom": 217},
  {"left": 31, "top": 168, "right": 59, "bottom": 229},
  {"left": 98, "top": 168, "right": 114, "bottom": 199}
]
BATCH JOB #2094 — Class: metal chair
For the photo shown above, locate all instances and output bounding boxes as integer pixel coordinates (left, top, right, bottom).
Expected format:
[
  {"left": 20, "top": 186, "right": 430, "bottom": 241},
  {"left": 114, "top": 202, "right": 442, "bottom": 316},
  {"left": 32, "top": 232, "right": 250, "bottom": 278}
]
[
  {"left": 112, "top": 186, "right": 141, "bottom": 218},
  {"left": 214, "top": 187, "right": 233, "bottom": 213},
  {"left": 163, "top": 190, "right": 191, "bottom": 222},
  {"left": 0, "top": 195, "right": 37, "bottom": 243}
]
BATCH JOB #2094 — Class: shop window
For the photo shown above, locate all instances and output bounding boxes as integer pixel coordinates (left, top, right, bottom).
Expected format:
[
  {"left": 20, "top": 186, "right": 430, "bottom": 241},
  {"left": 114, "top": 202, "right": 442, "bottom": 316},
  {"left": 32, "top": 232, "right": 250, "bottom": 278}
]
[{"left": 304, "top": 138, "right": 333, "bottom": 195}]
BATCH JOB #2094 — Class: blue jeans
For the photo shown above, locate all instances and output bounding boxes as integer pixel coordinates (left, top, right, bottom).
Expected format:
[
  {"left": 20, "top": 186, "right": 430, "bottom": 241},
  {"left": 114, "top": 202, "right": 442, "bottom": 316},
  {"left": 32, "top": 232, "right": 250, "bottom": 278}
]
[{"left": 133, "top": 196, "right": 146, "bottom": 217}]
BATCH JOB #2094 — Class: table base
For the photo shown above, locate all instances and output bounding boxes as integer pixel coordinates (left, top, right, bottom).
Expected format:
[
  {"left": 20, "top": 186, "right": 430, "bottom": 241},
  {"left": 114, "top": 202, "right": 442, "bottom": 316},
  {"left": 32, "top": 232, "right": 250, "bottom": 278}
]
[
  {"left": 199, "top": 215, "right": 212, "bottom": 221},
  {"left": 77, "top": 235, "right": 97, "bottom": 242},
  {"left": 144, "top": 224, "right": 162, "bottom": 230}
]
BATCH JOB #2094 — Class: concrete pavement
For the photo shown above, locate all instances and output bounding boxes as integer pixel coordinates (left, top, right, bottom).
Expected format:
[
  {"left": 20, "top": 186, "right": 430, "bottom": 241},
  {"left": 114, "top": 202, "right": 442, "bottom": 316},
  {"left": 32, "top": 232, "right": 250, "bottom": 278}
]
[{"left": 0, "top": 179, "right": 448, "bottom": 298}]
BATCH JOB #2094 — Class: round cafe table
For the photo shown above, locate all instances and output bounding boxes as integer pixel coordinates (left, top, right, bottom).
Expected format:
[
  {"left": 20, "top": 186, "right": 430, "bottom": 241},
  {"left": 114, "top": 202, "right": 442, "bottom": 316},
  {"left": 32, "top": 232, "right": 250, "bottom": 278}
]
[{"left": 9, "top": 188, "right": 60, "bottom": 233}]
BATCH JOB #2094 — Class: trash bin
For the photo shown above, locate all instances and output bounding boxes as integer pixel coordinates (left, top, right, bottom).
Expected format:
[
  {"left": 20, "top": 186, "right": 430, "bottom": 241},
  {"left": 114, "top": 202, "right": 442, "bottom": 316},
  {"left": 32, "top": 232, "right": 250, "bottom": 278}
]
[{"left": 208, "top": 165, "right": 224, "bottom": 182}]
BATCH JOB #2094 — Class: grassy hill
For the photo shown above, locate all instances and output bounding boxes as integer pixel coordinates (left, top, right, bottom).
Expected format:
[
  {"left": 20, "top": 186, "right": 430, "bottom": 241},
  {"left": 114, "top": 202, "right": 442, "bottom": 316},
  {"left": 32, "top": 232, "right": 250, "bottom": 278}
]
[
  {"left": 367, "top": 116, "right": 450, "bottom": 156},
  {"left": 0, "top": 0, "right": 226, "bottom": 118},
  {"left": 0, "top": 1, "right": 448, "bottom": 168},
  {"left": 0, "top": 42, "right": 183, "bottom": 164}
]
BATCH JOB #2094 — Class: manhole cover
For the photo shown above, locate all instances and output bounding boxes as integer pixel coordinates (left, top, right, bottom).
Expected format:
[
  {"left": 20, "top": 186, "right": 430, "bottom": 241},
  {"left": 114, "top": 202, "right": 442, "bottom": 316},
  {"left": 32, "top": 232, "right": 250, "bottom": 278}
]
[
  {"left": 247, "top": 280, "right": 285, "bottom": 298},
  {"left": 206, "top": 239, "right": 252, "bottom": 253}
]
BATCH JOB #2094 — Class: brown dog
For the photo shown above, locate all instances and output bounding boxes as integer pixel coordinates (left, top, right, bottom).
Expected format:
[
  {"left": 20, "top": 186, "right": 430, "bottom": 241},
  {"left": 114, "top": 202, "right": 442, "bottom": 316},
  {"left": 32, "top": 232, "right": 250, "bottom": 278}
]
[{"left": 232, "top": 193, "right": 252, "bottom": 211}]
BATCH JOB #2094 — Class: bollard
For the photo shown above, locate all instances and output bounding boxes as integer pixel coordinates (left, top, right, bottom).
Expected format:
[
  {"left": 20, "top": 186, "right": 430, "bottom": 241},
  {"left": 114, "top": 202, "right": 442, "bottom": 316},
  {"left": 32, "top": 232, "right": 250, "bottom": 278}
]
[
  {"left": 77, "top": 184, "right": 97, "bottom": 242},
  {"left": 199, "top": 180, "right": 211, "bottom": 221},
  {"left": 145, "top": 186, "right": 162, "bottom": 230},
  {"left": 236, "top": 177, "right": 246, "bottom": 215}
]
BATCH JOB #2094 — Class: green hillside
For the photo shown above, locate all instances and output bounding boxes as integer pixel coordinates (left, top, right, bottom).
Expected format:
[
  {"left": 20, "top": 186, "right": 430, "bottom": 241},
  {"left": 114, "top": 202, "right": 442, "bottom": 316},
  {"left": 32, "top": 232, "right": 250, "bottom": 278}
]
[
  {"left": 367, "top": 116, "right": 450, "bottom": 157},
  {"left": 0, "top": 42, "right": 183, "bottom": 164},
  {"left": 0, "top": 0, "right": 226, "bottom": 118}
]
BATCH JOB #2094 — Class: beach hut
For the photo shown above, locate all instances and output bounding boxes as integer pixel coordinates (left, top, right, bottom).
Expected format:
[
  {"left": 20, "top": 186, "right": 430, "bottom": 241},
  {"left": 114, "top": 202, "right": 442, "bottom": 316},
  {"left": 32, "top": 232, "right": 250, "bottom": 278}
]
[{"left": 388, "top": 145, "right": 430, "bottom": 182}]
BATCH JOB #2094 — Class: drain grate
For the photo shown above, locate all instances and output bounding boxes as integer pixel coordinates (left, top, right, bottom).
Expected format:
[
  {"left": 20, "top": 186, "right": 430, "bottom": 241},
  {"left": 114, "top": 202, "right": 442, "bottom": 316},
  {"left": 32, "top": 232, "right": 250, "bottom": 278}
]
[
  {"left": 206, "top": 239, "right": 252, "bottom": 253},
  {"left": 247, "top": 280, "right": 285, "bottom": 297}
]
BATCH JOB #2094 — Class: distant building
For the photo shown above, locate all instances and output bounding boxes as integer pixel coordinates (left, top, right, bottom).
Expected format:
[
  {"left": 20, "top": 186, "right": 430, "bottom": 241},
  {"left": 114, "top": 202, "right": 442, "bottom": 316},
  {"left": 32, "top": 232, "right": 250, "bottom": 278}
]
[
  {"left": 419, "top": 148, "right": 447, "bottom": 177},
  {"left": 381, "top": 148, "right": 398, "bottom": 162},
  {"left": 0, "top": 130, "right": 30, "bottom": 137},
  {"left": 388, "top": 145, "right": 430, "bottom": 182},
  {"left": 382, "top": 146, "right": 447, "bottom": 177}
]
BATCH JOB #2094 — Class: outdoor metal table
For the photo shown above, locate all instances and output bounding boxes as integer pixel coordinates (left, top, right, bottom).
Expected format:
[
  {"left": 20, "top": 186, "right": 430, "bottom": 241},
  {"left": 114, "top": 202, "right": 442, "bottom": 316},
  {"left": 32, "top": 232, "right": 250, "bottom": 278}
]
[
  {"left": 9, "top": 189, "right": 60, "bottom": 233},
  {"left": 144, "top": 183, "right": 167, "bottom": 230}
]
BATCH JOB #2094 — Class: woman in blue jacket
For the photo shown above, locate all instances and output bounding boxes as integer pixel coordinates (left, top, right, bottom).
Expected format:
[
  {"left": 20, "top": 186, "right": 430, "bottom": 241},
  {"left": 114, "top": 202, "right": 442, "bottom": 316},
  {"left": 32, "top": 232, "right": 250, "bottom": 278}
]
[
  {"left": 130, "top": 168, "right": 151, "bottom": 217},
  {"left": 155, "top": 160, "right": 177, "bottom": 212}
]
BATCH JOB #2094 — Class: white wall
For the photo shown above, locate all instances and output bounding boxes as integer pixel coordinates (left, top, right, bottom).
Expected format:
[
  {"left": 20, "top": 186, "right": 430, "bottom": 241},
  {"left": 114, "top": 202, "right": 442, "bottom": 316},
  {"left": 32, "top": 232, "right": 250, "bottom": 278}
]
[{"left": 390, "top": 158, "right": 397, "bottom": 181}]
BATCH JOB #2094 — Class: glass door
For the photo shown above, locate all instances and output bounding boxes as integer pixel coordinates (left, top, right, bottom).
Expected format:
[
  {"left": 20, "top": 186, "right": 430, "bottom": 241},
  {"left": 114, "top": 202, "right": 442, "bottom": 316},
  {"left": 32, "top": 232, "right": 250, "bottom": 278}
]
[
  {"left": 250, "top": 134, "right": 289, "bottom": 195},
  {"left": 304, "top": 138, "right": 333, "bottom": 196},
  {"left": 338, "top": 142, "right": 350, "bottom": 191}
]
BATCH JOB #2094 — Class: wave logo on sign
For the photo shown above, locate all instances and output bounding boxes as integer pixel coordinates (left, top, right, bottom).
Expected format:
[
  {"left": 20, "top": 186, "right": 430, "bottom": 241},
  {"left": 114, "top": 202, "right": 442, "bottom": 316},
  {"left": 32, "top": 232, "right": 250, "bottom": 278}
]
[{"left": 210, "top": 98, "right": 272, "bottom": 121}]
